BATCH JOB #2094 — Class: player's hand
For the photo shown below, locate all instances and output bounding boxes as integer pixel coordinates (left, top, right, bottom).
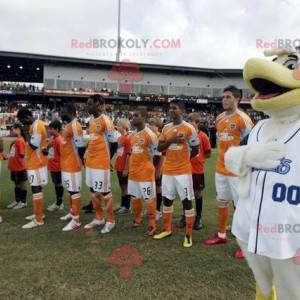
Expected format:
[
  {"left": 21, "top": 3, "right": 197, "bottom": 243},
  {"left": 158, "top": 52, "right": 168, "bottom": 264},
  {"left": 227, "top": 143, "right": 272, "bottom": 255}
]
[
  {"left": 167, "top": 133, "right": 185, "bottom": 144},
  {"left": 244, "top": 142, "right": 284, "bottom": 169}
]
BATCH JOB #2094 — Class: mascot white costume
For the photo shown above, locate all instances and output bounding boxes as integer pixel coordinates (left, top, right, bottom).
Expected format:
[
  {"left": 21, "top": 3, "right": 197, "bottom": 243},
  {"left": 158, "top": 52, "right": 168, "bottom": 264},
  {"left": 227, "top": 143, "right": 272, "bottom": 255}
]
[{"left": 225, "top": 48, "right": 300, "bottom": 300}]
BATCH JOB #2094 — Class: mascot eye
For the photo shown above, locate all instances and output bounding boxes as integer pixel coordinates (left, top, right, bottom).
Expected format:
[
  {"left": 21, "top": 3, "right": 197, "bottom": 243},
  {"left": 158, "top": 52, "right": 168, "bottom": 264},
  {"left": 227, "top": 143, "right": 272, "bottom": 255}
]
[{"left": 283, "top": 59, "right": 297, "bottom": 70}]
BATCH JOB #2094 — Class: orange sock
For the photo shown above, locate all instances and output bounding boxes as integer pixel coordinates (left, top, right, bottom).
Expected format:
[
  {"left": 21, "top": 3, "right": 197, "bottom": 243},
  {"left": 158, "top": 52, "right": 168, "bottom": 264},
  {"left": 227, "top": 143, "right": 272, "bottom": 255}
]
[
  {"left": 68, "top": 194, "right": 72, "bottom": 214},
  {"left": 162, "top": 205, "right": 173, "bottom": 232},
  {"left": 33, "top": 192, "right": 44, "bottom": 223},
  {"left": 146, "top": 199, "right": 156, "bottom": 229},
  {"left": 71, "top": 193, "right": 81, "bottom": 222},
  {"left": 132, "top": 198, "right": 143, "bottom": 224},
  {"left": 104, "top": 193, "right": 115, "bottom": 223},
  {"left": 185, "top": 208, "right": 195, "bottom": 237},
  {"left": 91, "top": 193, "right": 103, "bottom": 221},
  {"left": 218, "top": 206, "right": 229, "bottom": 234}
]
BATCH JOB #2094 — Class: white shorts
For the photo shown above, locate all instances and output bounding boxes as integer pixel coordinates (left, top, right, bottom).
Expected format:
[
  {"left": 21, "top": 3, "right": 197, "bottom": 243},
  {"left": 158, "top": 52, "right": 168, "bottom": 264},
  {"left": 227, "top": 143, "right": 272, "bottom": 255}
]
[
  {"left": 85, "top": 167, "right": 111, "bottom": 193},
  {"left": 162, "top": 174, "right": 194, "bottom": 201},
  {"left": 27, "top": 167, "right": 48, "bottom": 187},
  {"left": 62, "top": 171, "right": 82, "bottom": 192},
  {"left": 128, "top": 180, "right": 156, "bottom": 200},
  {"left": 215, "top": 173, "right": 239, "bottom": 205}
]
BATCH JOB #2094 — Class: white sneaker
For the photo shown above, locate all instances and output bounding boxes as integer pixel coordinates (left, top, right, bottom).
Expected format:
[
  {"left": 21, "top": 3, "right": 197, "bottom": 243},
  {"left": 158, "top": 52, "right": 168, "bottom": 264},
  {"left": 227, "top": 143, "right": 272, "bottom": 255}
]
[
  {"left": 60, "top": 212, "right": 72, "bottom": 221},
  {"left": 25, "top": 214, "right": 35, "bottom": 220},
  {"left": 101, "top": 222, "right": 115, "bottom": 234},
  {"left": 62, "top": 219, "right": 81, "bottom": 232},
  {"left": 13, "top": 202, "right": 27, "bottom": 210},
  {"left": 22, "top": 219, "right": 44, "bottom": 229},
  {"left": 84, "top": 218, "right": 105, "bottom": 229},
  {"left": 156, "top": 210, "right": 162, "bottom": 221},
  {"left": 7, "top": 201, "right": 18, "bottom": 209},
  {"left": 0, "top": 216, "right": 3, "bottom": 223},
  {"left": 47, "top": 203, "right": 64, "bottom": 212}
]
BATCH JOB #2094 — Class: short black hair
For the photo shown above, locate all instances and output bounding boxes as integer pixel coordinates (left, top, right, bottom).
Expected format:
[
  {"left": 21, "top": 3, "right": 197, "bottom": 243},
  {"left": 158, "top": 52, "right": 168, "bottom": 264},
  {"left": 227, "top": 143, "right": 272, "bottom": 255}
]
[
  {"left": 89, "top": 94, "right": 105, "bottom": 106},
  {"left": 62, "top": 103, "right": 76, "bottom": 116},
  {"left": 16, "top": 108, "right": 32, "bottom": 119},
  {"left": 223, "top": 85, "right": 242, "bottom": 99},
  {"left": 49, "top": 120, "right": 62, "bottom": 131},
  {"left": 135, "top": 107, "right": 148, "bottom": 119},
  {"left": 169, "top": 99, "right": 185, "bottom": 111},
  {"left": 12, "top": 122, "right": 23, "bottom": 130}
]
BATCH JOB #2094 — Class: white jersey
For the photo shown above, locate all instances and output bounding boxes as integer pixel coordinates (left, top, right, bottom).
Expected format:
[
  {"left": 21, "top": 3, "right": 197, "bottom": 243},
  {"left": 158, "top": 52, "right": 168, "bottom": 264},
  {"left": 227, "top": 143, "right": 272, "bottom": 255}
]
[{"left": 232, "top": 118, "right": 300, "bottom": 259}]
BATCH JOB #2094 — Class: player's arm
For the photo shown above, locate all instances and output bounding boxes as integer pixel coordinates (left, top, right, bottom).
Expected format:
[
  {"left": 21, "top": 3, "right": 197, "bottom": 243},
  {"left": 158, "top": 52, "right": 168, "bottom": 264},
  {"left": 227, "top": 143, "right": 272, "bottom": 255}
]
[
  {"left": 157, "top": 135, "right": 185, "bottom": 152},
  {"left": 188, "top": 128, "right": 199, "bottom": 158},
  {"left": 73, "top": 130, "right": 86, "bottom": 162},
  {"left": 105, "top": 130, "right": 119, "bottom": 159},
  {"left": 0, "top": 138, "right": 3, "bottom": 154},
  {"left": 202, "top": 133, "right": 212, "bottom": 158}
]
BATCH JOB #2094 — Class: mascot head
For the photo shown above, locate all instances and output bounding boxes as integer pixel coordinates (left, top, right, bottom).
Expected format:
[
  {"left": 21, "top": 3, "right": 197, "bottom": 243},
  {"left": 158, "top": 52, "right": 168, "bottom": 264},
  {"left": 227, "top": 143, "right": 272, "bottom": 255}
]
[{"left": 243, "top": 48, "right": 300, "bottom": 117}]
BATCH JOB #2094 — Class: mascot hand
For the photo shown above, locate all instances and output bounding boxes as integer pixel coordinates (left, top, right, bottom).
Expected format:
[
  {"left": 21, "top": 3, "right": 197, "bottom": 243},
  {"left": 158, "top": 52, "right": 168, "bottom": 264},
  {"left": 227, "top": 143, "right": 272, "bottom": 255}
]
[{"left": 244, "top": 142, "right": 284, "bottom": 169}]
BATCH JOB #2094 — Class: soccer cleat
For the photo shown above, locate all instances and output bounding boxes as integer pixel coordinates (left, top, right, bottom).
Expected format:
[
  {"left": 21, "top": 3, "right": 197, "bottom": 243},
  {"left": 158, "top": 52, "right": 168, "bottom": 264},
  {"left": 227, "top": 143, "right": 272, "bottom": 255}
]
[
  {"left": 255, "top": 284, "right": 277, "bottom": 300},
  {"left": 155, "top": 210, "right": 162, "bottom": 221},
  {"left": 176, "top": 215, "right": 186, "bottom": 228},
  {"left": 7, "top": 201, "right": 18, "bottom": 209},
  {"left": 234, "top": 248, "right": 244, "bottom": 259},
  {"left": 193, "top": 216, "right": 204, "bottom": 230},
  {"left": 183, "top": 235, "right": 193, "bottom": 248},
  {"left": 84, "top": 218, "right": 105, "bottom": 229},
  {"left": 22, "top": 219, "right": 44, "bottom": 229},
  {"left": 114, "top": 206, "right": 130, "bottom": 214},
  {"left": 101, "top": 222, "right": 115, "bottom": 234},
  {"left": 62, "top": 219, "right": 81, "bottom": 232},
  {"left": 203, "top": 234, "right": 227, "bottom": 246},
  {"left": 13, "top": 202, "right": 27, "bottom": 210},
  {"left": 144, "top": 226, "right": 157, "bottom": 237},
  {"left": 60, "top": 212, "right": 72, "bottom": 221},
  {"left": 153, "top": 231, "right": 172, "bottom": 240},
  {"left": 25, "top": 214, "right": 35, "bottom": 221},
  {"left": 47, "top": 203, "right": 64, "bottom": 212}
]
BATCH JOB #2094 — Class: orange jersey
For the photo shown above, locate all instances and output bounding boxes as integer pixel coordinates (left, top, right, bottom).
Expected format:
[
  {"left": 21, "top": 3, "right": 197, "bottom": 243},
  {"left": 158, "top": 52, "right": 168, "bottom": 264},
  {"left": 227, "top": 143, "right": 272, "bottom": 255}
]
[
  {"left": 128, "top": 127, "right": 158, "bottom": 181},
  {"left": 8, "top": 137, "right": 26, "bottom": 171},
  {"left": 115, "top": 133, "right": 131, "bottom": 172},
  {"left": 216, "top": 109, "right": 253, "bottom": 176},
  {"left": 26, "top": 120, "right": 47, "bottom": 170},
  {"left": 191, "top": 131, "right": 212, "bottom": 174},
  {"left": 48, "top": 135, "right": 62, "bottom": 172},
  {"left": 159, "top": 121, "right": 199, "bottom": 175},
  {"left": 85, "top": 114, "right": 118, "bottom": 170},
  {"left": 60, "top": 119, "right": 84, "bottom": 172}
]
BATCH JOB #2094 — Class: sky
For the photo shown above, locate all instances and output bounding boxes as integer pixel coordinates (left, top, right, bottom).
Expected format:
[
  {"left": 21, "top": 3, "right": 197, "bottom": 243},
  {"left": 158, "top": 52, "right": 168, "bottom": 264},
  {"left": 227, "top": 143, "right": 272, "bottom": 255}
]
[{"left": 0, "top": 0, "right": 300, "bottom": 68}]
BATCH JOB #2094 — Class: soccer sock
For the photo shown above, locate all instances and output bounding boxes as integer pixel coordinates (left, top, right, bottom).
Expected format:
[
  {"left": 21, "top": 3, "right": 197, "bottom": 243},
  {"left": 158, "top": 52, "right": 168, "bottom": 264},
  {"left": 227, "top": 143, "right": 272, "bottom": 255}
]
[
  {"left": 32, "top": 192, "right": 44, "bottom": 223},
  {"left": 14, "top": 187, "right": 21, "bottom": 203},
  {"left": 120, "top": 195, "right": 127, "bottom": 208},
  {"left": 218, "top": 206, "right": 229, "bottom": 236},
  {"left": 71, "top": 193, "right": 81, "bottom": 222},
  {"left": 68, "top": 194, "right": 72, "bottom": 214},
  {"left": 195, "top": 196, "right": 203, "bottom": 218},
  {"left": 55, "top": 185, "right": 64, "bottom": 206},
  {"left": 162, "top": 205, "right": 173, "bottom": 232},
  {"left": 19, "top": 189, "right": 27, "bottom": 204},
  {"left": 146, "top": 199, "right": 157, "bottom": 229},
  {"left": 132, "top": 198, "right": 143, "bottom": 224},
  {"left": 124, "top": 195, "right": 131, "bottom": 209},
  {"left": 185, "top": 208, "right": 195, "bottom": 237},
  {"left": 156, "top": 193, "right": 162, "bottom": 212},
  {"left": 91, "top": 193, "right": 103, "bottom": 221},
  {"left": 103, "top": 193, "right": 115, "bottom": 223}
]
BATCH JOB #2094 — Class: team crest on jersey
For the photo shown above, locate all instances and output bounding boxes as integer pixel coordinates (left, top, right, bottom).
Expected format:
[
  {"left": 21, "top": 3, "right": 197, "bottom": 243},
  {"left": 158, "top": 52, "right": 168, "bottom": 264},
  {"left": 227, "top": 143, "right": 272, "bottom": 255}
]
[
  {"left": 96, "top": 125, "right": 101, "bottom": 131},
  {"left": 253, "top": 157, "right": 292, "bottom": 175},
  {"left": 139, "top": 139, "right": 145, "bottom": 145},
  {"left": 229, "top": 123, "right": 237, "bottom": 130}
]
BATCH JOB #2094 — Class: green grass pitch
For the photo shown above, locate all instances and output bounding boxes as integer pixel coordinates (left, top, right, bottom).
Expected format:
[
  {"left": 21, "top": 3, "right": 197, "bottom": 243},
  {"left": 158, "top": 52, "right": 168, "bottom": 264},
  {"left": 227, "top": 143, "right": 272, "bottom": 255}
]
[{"left": 0, "top": 139, "right": 254, "bottom": 300}]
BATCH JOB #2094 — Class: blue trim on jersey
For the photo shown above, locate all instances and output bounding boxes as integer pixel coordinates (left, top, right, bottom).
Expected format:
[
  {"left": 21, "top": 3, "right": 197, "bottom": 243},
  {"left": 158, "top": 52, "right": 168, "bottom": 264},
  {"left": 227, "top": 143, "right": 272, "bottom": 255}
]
[
  {"left": 255, "top": 171, "right": 267, "bottom": 254},
  {"left": 256, "top": 122, "right": 265, "bottom": 142},
  {"left": 284, "top": 127, "right": 300, "bottom": 144}
]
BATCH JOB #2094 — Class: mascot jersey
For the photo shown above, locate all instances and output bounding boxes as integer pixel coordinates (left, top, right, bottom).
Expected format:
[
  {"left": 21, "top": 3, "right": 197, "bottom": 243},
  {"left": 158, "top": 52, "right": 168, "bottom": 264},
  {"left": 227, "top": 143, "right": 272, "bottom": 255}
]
[{"left": 233, "top": 118, "right": 300, "bottom": 259}]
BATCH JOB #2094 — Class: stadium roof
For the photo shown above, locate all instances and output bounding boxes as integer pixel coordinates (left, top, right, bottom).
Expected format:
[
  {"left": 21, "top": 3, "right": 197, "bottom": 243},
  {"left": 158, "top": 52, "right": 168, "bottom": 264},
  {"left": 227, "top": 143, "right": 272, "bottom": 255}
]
[{"left": 0, "top": 51, "right": 243, "bottom": 83}]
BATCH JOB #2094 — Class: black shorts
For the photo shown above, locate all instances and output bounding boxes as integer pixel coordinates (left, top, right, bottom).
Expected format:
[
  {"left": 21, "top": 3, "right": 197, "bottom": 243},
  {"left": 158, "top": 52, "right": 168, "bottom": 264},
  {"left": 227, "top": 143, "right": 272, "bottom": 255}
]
[
  {"left": 11, "top": 170, "right": 27, "bottom": 183},
  {"left": 192, "top": 173, "right": 205, "bottom": 190},
  {"left": 50, "top": 171, "right": 62, "bottom": 185},
  {"left": 117, "top": 171, "right": 128, "bottom": 186}
]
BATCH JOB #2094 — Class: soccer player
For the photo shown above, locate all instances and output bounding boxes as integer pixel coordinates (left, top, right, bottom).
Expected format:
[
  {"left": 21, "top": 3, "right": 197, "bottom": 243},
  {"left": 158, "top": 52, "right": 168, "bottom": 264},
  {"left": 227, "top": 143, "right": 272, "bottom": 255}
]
[
  {"left": 177, "top": 113, "right": 211, "bottom": 230},
  {"left": 47, "top": 120, "right": 64, "bottom": 211},
  {"left": 7, "top": 123, "right": 28, "bottom": 209},
  {"left": 153, "top": 100, "right": 199, "bottom": 248},
  {"left": 148, "top": 117, "right": 164, "bottom": 220},
  {"left": 59, "top": 103, "right": 85, "bottom": 231},
  {"left": 84, "top": 94, "right": 118, "bottom": 234},
  {"left": 128, "top": 108, "right": 158, "bottom": 236},
  {"left": 17, "top": 108, "right": 48, "bottom": 229},
  {"left": 203, "top": 86, "right": 253, "bottom": 258},
  {"left": 114, "top": 118, "right": 131, "bottom": 214}
]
